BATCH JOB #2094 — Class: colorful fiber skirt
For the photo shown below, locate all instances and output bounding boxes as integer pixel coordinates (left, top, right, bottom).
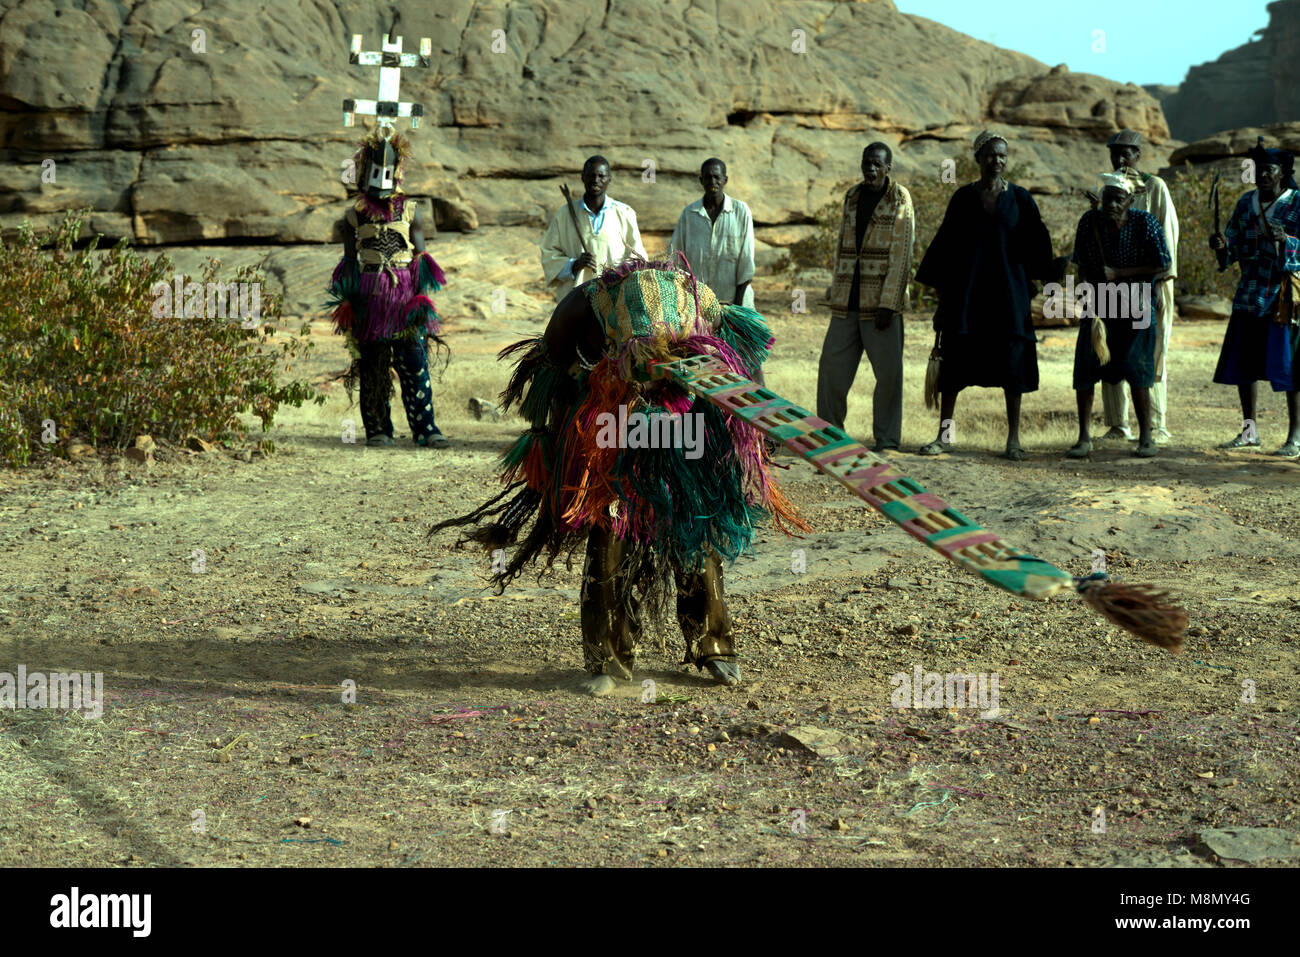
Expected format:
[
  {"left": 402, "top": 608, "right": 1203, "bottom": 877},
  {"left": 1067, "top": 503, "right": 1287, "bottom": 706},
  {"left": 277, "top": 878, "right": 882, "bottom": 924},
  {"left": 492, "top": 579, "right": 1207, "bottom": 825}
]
[{"left": 434, "top": 260, "right": 807, "bottom": 590}]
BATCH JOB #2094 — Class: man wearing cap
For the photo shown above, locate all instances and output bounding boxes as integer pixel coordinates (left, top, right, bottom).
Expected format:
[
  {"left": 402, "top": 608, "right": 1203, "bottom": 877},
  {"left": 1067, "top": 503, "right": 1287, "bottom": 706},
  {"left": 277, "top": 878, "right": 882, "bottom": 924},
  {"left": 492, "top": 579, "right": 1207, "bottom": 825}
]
[
  {"left": 1095, "top": 130, "right": 1180, "bottom": 444},
  {"left": 1209, "top": 138, "right": 1300, "bottom": 457},
  {"left": 1068, "top": 172, "right": 1171, "bottom": 458}
]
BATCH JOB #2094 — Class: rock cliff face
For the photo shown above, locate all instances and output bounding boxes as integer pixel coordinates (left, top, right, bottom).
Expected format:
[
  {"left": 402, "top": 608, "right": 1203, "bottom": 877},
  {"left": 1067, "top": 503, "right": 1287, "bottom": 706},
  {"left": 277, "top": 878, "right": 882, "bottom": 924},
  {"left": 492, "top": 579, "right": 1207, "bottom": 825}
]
[
  {"left": 3, "top": 0, "right": 1170, "bottom": 250},
  {"left": 1161, "top": 0, "right": 1300, "bottom": 142}
]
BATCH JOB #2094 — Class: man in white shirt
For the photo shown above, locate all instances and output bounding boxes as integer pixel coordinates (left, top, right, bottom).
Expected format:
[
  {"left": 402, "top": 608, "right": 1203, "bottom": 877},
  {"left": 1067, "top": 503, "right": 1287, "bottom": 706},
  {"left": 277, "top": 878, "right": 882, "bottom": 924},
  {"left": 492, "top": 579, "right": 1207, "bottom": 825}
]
[
  {"left": 540, "top": 155, "right": 647, "bottom": 301},
  {"left": 668, "top": 158, "right": 756, "bottom": 308}
]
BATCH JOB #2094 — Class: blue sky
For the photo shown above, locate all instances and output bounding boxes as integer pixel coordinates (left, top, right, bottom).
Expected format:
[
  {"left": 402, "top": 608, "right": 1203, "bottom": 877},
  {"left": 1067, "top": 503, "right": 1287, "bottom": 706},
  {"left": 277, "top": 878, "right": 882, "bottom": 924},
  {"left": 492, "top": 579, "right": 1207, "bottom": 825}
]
[{"left": 892, "top": 0, "right": 1274, "bottom": 87}]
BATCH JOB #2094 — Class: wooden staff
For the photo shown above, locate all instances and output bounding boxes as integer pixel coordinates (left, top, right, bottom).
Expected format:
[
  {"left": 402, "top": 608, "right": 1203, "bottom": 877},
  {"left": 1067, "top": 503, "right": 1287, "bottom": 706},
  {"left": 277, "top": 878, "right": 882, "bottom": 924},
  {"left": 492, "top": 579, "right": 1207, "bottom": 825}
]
[{"left": 559, "top": 184, "right": 593, "bottom": 286}]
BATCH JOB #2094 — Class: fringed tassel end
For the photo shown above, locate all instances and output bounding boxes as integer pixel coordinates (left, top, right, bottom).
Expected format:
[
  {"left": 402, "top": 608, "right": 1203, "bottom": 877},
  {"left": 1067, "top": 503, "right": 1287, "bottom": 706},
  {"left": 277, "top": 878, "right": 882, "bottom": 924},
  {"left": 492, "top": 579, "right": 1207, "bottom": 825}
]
[
  {"left": 716, "top": 304, "right": 774, "bottom": 378},
  {"left": 1077, "top": 576, "right": 1187, "bottom": 653},
  {"left": 924, "top": 351, "right": 941, "bottom": 410},
  {"left": 415, "top": 251, "right": 447, "bottom": 293},
  {"left": 1091, "top": 317, "right": 1111, "bottom": 367},
  {"left": 327, "top": 257, "right": 363, "bottom": 336},
  {"left": 404, "top": 294, "right": 441, "bottom": 336}
]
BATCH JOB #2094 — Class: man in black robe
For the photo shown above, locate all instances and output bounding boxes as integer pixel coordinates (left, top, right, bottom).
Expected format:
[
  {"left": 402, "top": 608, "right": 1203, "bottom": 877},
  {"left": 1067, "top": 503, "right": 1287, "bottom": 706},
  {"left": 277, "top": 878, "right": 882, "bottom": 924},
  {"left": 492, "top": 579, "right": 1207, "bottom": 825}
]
[{"left": 915, "top": 130, "right": 1066, "bottom": 461}]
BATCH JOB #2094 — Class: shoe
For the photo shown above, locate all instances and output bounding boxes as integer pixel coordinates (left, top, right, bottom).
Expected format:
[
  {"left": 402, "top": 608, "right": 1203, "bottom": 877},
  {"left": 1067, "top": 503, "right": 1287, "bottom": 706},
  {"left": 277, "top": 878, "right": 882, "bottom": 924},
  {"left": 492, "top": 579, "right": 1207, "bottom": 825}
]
[
  {"left": 1065, "top": 440, "right": 1092, "bottom": 459},
  {"left": 1134, "top": 440, "right": 1159, "bottom": 458},
  {"left": 1100, "top": 426, "right": 1134, "bottom": 442},
  {"left": 1218, "top": 433, "right": 1261, "bottom": 449},
  {"left": 1272, "top": 441, "right": 1300, "bottom": 459},
  {"left": 918, "top": 440, "right": 953, "bottom": 456},
  {"left": 1153, "top": 428, "right": 1172, "bottom": 444},
  {"left": 415, "top": 432, "right": 451, "bottom": 449},
  {"left": 871, "top": 445, "right": 899, "bottom": 455},
  {"left": 366, "top": 434, "right": 395, "bottom": 447},
  {"left": 1003, "top": 442, "right": 1029, "bottom": 461}
]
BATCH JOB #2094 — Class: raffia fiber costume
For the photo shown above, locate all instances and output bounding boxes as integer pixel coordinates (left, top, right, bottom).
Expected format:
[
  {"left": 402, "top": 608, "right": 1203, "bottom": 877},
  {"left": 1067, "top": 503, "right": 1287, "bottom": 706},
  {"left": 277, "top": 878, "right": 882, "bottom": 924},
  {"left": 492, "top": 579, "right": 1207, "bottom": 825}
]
[
  {"left": 326, "top": 128, "right": 449, "bottom": 445},
  {"left": 436, "top": 259, "right": 807, "bottom": 678}
]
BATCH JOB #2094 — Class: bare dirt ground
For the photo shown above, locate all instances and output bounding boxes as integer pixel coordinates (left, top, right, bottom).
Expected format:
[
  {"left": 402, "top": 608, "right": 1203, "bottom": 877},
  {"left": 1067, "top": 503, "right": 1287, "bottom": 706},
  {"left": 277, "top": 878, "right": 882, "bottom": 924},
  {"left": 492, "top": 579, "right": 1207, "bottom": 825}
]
[{"left": 3, "top": 292, "right": 1299, "bottom": 867}]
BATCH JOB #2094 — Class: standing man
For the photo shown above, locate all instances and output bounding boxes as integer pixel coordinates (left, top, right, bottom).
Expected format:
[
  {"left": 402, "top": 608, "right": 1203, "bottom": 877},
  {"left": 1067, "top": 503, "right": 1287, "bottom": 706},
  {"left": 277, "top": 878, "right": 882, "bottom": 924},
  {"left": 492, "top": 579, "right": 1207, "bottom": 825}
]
[
  {"left": 1210, "top": 139, "right": 1300, "bottom": 457},
  {"left": 817, "top": 142, "right": 915, "bottom": 452},
  {"left": 668, "top": 158, "right": 756, "bottom": 308},
  {"left": 1096, "top": 130, "right": 1180, "bottom": 444},
  {"left": 540, "top": 155, "right": 647, "bottom": 301},
  {"left": 1067, "top": 173, "right": 1171, "bottom": 459}
]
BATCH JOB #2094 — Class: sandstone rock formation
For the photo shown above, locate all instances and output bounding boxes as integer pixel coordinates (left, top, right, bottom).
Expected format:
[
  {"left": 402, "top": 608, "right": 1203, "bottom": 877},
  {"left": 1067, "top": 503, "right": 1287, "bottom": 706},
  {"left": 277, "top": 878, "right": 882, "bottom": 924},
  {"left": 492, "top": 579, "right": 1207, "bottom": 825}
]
[
  {"left": 1160, "top": 0, "right": 1300, "bottom": 142},
  {"left": 1, "top": 0, "right": 1173, "bottom": 319}
]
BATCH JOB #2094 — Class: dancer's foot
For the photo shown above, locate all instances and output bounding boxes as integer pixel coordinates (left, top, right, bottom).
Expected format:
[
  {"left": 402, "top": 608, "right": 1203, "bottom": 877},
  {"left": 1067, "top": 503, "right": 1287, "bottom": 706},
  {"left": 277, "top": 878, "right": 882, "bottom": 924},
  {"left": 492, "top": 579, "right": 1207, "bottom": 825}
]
[
  {"left": 1272, "top": 441, "right": 1300, "bottom": 459},
  {"left": 918, "top": 439, "right": 953, "bottom": 456},
  {"left": 1003, "top": 441, "right": 1029, "bottom": 461},
  {"left": 366, "top": 434, "right": 395, "bottom": 447},
  {"left": 577, "top": 674, "right": 618, "bottom": 696},
  {"left": 1218, "top": 432, "right": 1260, "bottom": 449},
  {"left": 703, "top": 658, "right": 741, "bottom": 687},
  {"left": 1065, "top": 440, "right": 1092, "bottom": 459}
]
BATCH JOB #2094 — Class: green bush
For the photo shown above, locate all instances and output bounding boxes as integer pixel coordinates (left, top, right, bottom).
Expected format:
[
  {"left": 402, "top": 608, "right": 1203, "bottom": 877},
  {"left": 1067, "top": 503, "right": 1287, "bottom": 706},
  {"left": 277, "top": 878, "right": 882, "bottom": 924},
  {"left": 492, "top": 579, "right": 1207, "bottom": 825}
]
[
  {"left": 783, "top": 153, "right": 1059, "bottom": 311},
  {"left": 1167, "top": 162, "right": 1240, "bottom": 300},
  {"left": 0, "top": 209, "right": 325, "bottom": 468}
]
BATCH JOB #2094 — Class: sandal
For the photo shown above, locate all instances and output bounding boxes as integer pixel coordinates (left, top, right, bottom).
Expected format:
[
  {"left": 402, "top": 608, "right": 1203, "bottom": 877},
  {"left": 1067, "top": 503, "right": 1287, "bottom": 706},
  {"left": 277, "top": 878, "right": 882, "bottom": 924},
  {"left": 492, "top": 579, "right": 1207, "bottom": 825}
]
[
  {"left": 366, "top": 434, "right": 395, "bottom": 447},
  {"left": 1272, "top": 441, "right": 1300, "bottom": 459},
  {"left": 1218, "top": 433, "right": 1260, "bottom": 449},
  {"left": 416, "top": 432, "right": 451, "bottom": 449},
  {"left": 1003, "top": 443, "right": 1029, "bottom": 461},
  {"left": 918, "top": 440, "right": 953, "bottom": 456},
  {"left": 1134, "top": 441, "right": 1159, "bottom": 458},
  {"left": 1065, "top": 440, "right": 1092, "bottom": 459}
]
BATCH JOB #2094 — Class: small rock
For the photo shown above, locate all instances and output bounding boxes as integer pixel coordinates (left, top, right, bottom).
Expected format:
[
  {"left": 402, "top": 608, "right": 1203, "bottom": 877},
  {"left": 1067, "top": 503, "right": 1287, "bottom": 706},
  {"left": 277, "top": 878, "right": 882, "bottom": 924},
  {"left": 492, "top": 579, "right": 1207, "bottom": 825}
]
[
  {"left": 132, "top": 435, "right": 156, "bottom": 454},
  {"left": 186, "top": 436, "right": 214, "bottom": 453},
  {"left": 124, "top": 447, "right": 152, "bottom": 465},
  {"left": 895, "top": 623, "right": 918, "bottom": 636},
  {"left": 467, "top": 396, "right": 504, "bottom": 421},
  {"left": 1197, "top": 827, "right": 1299, "bottom": 863},
  {"left": 781, "top": 725, "right": 857, "bottom": 758}
]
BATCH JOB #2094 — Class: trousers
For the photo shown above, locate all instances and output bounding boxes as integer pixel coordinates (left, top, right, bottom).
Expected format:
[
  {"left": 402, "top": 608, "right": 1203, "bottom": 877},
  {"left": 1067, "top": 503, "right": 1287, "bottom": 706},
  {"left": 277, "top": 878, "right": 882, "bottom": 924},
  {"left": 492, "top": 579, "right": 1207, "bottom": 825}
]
[
  {"left": 816, "top": 308, "right": 904, "bottom": 448},
  {"left": 358, "top": 335, "right": 441, "bottom": 443},
  {"left": 579, "top": 526, "right": 734, "bottom": 678}
]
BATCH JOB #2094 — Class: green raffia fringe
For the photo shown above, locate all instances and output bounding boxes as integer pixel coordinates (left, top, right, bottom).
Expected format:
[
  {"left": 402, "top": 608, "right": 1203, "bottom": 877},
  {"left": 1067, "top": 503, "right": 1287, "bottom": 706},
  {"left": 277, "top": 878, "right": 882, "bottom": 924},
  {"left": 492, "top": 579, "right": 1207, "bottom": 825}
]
[{"left": 716, "top": 304, "right": 773, "bottom": 378}]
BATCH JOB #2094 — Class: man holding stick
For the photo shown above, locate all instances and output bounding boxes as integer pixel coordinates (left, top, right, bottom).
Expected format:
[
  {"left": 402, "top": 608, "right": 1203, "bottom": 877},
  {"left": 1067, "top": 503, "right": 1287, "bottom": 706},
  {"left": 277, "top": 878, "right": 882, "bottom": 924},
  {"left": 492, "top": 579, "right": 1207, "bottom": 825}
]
[{"left": 540, "top": 155, "right": 647, "bottom": 302}]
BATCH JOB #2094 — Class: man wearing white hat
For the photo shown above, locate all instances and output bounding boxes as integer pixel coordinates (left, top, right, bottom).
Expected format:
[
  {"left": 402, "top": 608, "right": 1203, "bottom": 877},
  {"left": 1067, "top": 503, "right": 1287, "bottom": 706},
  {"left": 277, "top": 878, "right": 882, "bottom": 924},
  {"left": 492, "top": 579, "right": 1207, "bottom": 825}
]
[
  {"left": 1095, "top": 130, "right": 1179, "bottom": 443},
  {"left": 1069, "top": 172, "right": 1171, "bottom": 458}
]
